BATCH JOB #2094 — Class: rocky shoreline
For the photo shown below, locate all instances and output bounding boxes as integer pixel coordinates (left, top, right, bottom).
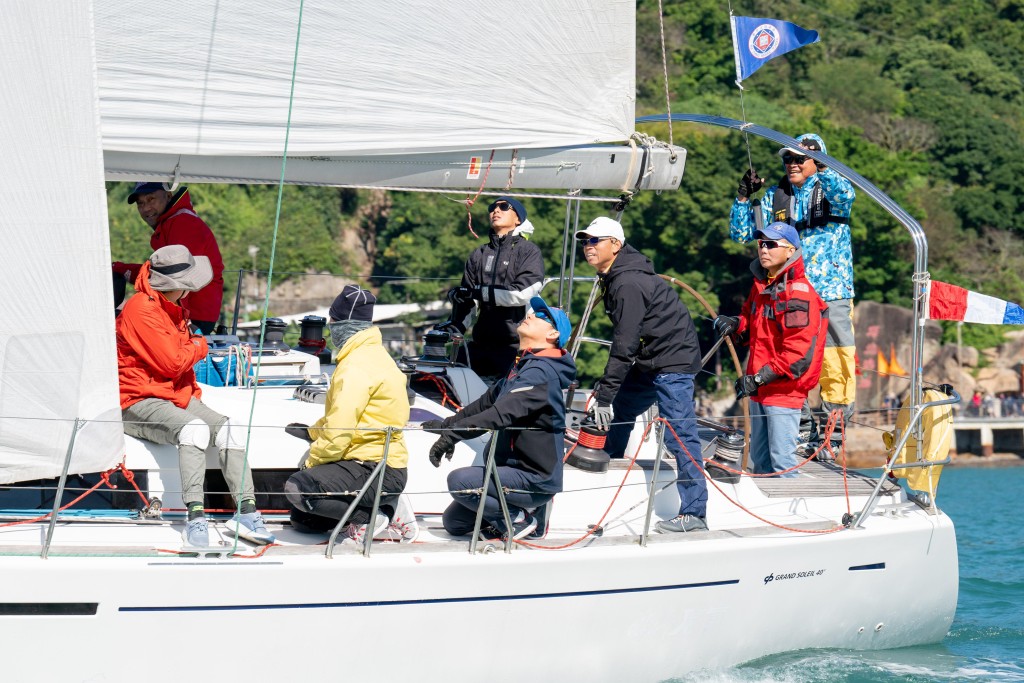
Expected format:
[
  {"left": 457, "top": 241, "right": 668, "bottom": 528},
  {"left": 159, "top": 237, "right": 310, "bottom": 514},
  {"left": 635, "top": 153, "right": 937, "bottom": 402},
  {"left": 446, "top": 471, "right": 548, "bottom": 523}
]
[{"left": 833, "top": 426, "right": 1024, "bottom": 469}]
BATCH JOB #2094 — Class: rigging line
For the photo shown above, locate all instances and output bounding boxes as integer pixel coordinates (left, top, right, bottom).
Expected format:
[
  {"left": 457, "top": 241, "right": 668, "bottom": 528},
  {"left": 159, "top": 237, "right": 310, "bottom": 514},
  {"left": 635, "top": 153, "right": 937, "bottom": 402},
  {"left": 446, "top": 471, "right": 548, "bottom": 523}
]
[
  {"left": 237, "top": 0, "right": 307, "bottom": 553},
  {"left": 727, "top": 2, "right": 756, "bottom": 173},
  {"left": 656, "top": 0, "right": 673, "bottom": 147}
]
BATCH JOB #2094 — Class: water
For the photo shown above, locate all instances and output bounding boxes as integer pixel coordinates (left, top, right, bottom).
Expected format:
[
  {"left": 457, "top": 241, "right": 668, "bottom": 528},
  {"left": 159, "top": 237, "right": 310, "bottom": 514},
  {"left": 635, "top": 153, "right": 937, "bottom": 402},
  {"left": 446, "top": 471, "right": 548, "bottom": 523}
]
[{"left": 677, "top": 466, "right": 1024, "bottom": 682}]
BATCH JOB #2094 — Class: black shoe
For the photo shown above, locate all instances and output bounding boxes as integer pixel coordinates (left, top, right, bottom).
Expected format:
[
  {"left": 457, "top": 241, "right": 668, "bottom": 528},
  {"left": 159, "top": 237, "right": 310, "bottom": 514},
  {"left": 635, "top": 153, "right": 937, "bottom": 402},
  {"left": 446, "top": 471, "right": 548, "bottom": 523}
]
[{"left": 479, "top": 515, "right": 537, "bottom": 542}]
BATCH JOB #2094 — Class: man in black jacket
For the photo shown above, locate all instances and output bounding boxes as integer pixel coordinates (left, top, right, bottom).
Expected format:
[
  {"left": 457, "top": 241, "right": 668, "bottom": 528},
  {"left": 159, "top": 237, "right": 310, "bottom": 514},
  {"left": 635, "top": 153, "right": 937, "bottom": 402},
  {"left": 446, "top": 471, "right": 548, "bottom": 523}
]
[
  {"left": 437, "top": 196, "right": 545, "bottom": 382},
  {"left": 578, "top": 217, "right": 709, "bottom": 533},
  {"left": 424, "top": 296, "right": 575, "bottom": 541}
]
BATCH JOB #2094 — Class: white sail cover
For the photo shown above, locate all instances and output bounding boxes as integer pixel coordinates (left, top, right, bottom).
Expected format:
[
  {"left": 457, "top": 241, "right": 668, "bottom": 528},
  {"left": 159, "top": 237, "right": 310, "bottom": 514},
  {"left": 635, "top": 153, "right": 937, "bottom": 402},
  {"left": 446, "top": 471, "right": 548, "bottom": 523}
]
[
  {"left": 94, "top": 1, "right": 636, "bottom": 156},
  {"left": 0, "top": 2, "right": 125, "bottom": 483}
]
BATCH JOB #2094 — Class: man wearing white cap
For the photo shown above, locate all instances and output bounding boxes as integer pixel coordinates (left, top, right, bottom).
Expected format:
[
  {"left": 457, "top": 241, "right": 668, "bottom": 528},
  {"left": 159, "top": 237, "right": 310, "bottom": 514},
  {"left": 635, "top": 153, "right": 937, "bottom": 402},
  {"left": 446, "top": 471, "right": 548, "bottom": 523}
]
[
  {"left": 730, "top": 133, "right": 857, "bottom": 449},
  {"left": 117, "top": 245, "right": 273, "bottom": 547},
  {"left": 577, "top": 217, "right": 709, "bottom": 533}
]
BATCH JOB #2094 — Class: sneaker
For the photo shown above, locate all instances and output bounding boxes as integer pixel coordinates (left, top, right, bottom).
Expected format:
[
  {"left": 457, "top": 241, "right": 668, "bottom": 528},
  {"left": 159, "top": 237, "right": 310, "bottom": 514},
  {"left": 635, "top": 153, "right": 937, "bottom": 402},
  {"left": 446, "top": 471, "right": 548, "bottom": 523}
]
[
  {"left": 388, "top": 494, "right": 420, "bottom": 542},
  {"left": 656, "top": 514, "right": 708, "bottom": 533},
  {"left": 182, "top": 517, "right": 210, "bottom": 547},
  {"left": 224, "top": 511, "right": 276, "bottom": 545},
  {"left": 345, "top": 512, "right": 391, "bottom": 544},
  {"left": 478, "top": 515, "right": 537, "bottom": 542}
]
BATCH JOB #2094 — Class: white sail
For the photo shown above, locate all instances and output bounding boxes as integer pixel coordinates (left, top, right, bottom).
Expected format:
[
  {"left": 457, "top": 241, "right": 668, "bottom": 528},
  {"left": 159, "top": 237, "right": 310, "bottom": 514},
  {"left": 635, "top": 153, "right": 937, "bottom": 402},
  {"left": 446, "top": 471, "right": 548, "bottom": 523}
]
[
  {"left": 0, "top": 1, "right": 125, "bottom": 483},
  {"left": 94, "top": 1, "right": 636, "bottom": 157}
]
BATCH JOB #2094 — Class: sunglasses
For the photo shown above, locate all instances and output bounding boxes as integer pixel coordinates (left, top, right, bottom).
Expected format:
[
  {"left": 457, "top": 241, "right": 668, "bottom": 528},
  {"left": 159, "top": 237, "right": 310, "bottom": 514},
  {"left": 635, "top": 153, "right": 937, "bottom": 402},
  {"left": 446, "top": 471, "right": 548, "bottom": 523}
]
[
  {"left": 782, "top": 154, "right": 811, "bottom": 165},
  {"left": 578, "top": 236, "right": 613, "bottom": 246},
  {"left": 757, "top": 239, "right": 792, "bottom": 250},
  {"left": 489, "top": 201, "right": 512, "bottom": 213}
]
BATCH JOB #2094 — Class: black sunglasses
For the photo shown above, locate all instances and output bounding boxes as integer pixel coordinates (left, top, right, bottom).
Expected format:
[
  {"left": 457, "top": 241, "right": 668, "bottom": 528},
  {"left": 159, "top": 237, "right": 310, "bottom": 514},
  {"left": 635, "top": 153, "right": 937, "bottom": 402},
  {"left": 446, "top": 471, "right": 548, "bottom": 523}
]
[
  {"left": 578, "top": 236, "right": 612, "bottom": 245},
  {"left": 489, "top": 201, "right": 512, "bottom": 213},
  {"left": 782, "top": 154, "right": 811, "bottom": 165}
]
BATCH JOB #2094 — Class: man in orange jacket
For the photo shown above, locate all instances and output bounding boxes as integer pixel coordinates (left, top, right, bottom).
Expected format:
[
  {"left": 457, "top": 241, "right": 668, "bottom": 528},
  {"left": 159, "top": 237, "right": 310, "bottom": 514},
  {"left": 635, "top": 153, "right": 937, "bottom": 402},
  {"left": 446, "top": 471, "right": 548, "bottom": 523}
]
[
  {"left": 112, "top": 183, "right": 225, "bottom": 334},
  {"left": 117, "top": 245, "right": 271, "bottom": 547},
  {"left": 714, "top": 222, "right": 828, "bottom": 477}
]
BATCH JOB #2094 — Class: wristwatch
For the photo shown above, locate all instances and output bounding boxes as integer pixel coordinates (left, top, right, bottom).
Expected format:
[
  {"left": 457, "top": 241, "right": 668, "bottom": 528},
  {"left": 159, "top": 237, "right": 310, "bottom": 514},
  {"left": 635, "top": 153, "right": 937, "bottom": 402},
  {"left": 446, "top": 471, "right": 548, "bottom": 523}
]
[{"left": 753, "top": 373, "right": 766, "bottom": 386}]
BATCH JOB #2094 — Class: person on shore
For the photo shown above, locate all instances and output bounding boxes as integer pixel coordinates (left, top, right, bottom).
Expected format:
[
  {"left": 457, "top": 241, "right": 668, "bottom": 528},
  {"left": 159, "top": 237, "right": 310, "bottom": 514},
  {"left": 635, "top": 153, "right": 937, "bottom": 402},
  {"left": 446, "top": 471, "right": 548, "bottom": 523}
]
[
  {"left": 117, "top": 245, "right": 273, "bottom": 547},
  {"left": 423, "top": 296, "right": 574, "bottom": 541},
  {"left": 714, "top": 223, "right": 828, "bottom": 476},
  {"left": 436, "top": 196, "right": 544, "bottom": 382},
  {"left": 283, "top": 285, "right": 412, "bottom": 541},
  {"left": 577, "top": 216, "right": 708, "bottom": 533},
  {"left": 112, "top": 183, "right": 225, "bottom": 334},
  {"left": 730, "top": 133, "right": 856, "bottom": 449}
]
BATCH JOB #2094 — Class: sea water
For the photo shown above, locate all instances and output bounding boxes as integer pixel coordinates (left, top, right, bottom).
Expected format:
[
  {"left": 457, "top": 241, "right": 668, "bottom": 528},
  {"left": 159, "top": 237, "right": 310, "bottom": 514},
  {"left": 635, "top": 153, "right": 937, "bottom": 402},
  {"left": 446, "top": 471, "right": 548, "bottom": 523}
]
[{"left": 675, "top": 466, "right": 1024, "bottom": 682}]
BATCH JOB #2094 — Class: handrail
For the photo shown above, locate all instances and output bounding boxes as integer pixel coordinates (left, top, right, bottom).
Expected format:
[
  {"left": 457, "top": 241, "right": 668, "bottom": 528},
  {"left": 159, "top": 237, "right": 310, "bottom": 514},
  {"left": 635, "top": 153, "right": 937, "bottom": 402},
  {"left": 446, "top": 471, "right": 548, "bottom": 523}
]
[
  {"left": 851, "top": 389, "right": 960, "bottom": 528},
  {"left": 41, "top": 418, "right": 83, "bottom": 560},
  {"left": 468, "top": 434, "right": 517, "bottom": 554},
  {"left": 640, "top": 423, "right": 668, "bottom": 546},
  {"left": 325, "top": 427, "right": 392, "bottom": 558}
]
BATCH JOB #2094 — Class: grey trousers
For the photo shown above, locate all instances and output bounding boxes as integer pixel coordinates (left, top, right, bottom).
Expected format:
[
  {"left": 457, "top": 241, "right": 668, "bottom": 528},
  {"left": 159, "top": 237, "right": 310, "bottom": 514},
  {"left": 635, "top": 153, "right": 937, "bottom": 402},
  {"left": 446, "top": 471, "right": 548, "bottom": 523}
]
[{"left": 122, "top": 397, "right": 255, "bottom": 507}]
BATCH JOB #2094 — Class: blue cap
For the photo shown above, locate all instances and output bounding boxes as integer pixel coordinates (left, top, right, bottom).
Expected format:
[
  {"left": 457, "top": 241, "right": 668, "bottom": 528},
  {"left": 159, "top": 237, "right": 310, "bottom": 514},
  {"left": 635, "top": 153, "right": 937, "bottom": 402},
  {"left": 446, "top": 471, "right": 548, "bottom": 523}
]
[
  {"left": 127, "top": 182, "right": 167, "bottom": 204},
  {"left": 487, "top": 196, "right": 526, "bottom": 224},
  {"left": 529, "top": 296, "right": 572, "bottom": 349},
  {"left": 755, "top": 222, "right": 801, "bottom": 249}
]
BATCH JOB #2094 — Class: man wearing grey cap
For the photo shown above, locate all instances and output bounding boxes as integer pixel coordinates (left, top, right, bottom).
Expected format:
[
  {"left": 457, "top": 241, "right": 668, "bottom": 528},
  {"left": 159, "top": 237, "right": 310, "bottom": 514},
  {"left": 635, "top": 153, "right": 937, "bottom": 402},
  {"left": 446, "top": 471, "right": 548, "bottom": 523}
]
[
  {"left": 112, "top": 183, "right": 225, "bottom": 334},
  {"left": 730, "top": 133, "right": 857, "bottom": 449},
  {"left": 437, "top": 195, "right": 544, "bottom": 381},
  {"left": 117, "top": 245, "right": 273, "bottom": 547},
  {"left": 577, "top": 216, "right": 709, "bottom": 533}
]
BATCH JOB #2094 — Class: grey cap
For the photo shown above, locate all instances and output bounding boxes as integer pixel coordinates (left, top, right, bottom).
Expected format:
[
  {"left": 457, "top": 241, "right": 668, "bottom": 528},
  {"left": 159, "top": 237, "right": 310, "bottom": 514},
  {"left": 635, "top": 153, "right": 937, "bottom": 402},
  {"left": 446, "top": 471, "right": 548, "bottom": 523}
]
[{"left": 148, "top": 245, "right": 213, "bottom": 292}]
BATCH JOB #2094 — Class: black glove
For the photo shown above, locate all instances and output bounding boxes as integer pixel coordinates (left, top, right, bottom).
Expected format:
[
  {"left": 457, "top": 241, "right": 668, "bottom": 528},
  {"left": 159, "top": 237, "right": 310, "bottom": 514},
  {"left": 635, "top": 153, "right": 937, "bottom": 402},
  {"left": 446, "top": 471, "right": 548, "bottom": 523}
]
[
  {"left": 737, "top": 168, "right": 764, "bottom": 199},
  {"left": 470, "top": 286, "right": 484, "bottom": 302},
  {"left": 713, "top": 315, "right": 740, "bottom": 339},
  {"left": 447, "top": 286, "right": 473, "bottom": 306},
  {"left": 285, "top": 422, "right": 314, "bottom": 443},
  {"left": 734, "top": 374, "right": 762, "bottom": 399},
  {"left": 433, "top": 321, "right": 463, "bottom": 336},
  {"left": 429, "top": 434, "right": 457, "bottom": 467},
  {"left": 421, "top": 419, "right": 447, "bottom": 434}
]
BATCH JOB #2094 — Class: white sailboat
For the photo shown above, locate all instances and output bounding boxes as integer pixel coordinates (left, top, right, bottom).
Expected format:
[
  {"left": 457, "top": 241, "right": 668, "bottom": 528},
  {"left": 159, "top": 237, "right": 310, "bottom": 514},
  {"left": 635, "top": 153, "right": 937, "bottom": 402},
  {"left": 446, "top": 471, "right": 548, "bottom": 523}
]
[{"left": 0, "top": 2, "right": 957, "bottom": 682}]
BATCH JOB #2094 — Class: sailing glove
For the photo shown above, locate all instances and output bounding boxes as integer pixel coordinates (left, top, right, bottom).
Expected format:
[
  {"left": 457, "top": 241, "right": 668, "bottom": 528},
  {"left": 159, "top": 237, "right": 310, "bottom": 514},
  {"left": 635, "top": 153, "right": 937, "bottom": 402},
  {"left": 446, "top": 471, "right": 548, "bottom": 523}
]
[
  {"left": 285, "top": 422, "right": 314, "bottom": 443},
  {"left": 591, "top": 403, "right": 613, "bottom": 431},
  {"left": 447, "top": 286, "right": 473, "bottom": 306},
  {"left": 713, "top": 315, "right": 740, "bottom": 339},
  {"left": 734, "top": 374, "right": 762, "bottom": 399},
  {"left": 737, "top": 168, "right": 764, "bottom": 199},
  {"left": 428, "top": 434, "right": 457, "bottom": 467}
]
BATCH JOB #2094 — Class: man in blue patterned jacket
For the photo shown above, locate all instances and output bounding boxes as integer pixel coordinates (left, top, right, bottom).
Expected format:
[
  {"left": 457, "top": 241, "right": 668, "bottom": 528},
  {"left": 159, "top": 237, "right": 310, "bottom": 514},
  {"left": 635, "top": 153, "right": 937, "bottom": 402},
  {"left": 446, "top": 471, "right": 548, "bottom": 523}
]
[{"left": 730, "top": 133, "right": 857, "bottom": 450}]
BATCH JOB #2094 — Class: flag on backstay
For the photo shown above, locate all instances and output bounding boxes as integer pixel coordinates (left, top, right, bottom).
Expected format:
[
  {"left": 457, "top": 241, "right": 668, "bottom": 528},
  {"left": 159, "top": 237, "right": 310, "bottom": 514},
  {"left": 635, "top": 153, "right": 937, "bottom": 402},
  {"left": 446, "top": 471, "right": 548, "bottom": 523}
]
[
  {"left": 730, "top": 15, "right": 820, "bottom": 85},
  {"left": 927, "top": 280, "right": 1024, "bottom": 325}
]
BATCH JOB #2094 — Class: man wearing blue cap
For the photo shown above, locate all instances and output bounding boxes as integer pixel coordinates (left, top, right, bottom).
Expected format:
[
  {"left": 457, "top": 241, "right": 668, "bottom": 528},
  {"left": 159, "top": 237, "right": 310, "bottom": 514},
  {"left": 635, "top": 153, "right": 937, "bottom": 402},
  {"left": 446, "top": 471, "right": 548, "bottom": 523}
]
[
  {"left": 437, "top": 195, "right": 544, "bottom": 382},
  {"left": 112, "top": 182, "right": 225, "bottom": 334},
  {"left": 714, "top": 222, "right": 828, "bottom": 476},
  {"left": 730, "top": 133, "right": 857, "bottom": 449},
  {"left": 423, "top": 296, "right": 575, "bottom": 541}
]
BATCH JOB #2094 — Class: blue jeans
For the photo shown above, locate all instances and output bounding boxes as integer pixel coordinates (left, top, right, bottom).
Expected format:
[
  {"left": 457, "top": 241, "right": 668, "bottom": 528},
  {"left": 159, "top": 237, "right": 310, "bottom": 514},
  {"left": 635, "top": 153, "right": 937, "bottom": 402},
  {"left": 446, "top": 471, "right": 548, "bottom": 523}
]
[
  {"left": 749, "top": 401, "right": 800, "bottom": 478},
  {"left": 606, "top": 369, "right": 707, "bottom": 518},
  {"left": 443, "top": 466, "right": 554, "bottom": 536}
]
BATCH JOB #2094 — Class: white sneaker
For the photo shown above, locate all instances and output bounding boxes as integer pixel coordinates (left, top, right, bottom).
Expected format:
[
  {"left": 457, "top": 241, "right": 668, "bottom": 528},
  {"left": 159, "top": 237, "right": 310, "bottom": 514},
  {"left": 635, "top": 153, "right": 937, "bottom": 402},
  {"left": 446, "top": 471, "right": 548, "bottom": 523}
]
[
  {"left": 345, "top": 512, "right": 390, "bottom": 544},
  {"left": 388, "top": 494, "right": 420, "bottom": 542}
]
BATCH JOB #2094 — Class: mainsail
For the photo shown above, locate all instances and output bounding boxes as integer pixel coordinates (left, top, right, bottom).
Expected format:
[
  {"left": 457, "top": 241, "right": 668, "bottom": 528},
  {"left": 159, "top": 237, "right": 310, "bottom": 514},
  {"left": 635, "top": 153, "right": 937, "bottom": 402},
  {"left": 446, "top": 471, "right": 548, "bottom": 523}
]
[
  {"left": 95, "top": 1, "right": 683, "bottom": 191},
  {"left": 0, "top": 2, "right": 125, "bottom": 483}
]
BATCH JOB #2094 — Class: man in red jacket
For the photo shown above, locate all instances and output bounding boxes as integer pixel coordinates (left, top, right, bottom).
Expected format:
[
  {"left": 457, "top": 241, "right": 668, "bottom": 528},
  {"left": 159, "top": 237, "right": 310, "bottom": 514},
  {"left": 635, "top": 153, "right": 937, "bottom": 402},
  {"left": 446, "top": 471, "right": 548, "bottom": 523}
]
[
  {"left": 714, "top": 222, "right": 828, "bottom": 477},
  {"left": 112, "top": 183, "right": 225, "bottom": 334},
  {"left": 117, "top": 245, "right": 271, "bottom": 547}
]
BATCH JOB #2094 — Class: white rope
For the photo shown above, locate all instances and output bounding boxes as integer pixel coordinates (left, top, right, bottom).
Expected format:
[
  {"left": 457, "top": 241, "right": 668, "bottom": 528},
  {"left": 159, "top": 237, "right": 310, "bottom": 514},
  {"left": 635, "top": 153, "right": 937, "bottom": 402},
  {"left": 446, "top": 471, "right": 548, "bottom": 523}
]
[{"left": 656, "top": 0, "right": 673, "bottom": 146}]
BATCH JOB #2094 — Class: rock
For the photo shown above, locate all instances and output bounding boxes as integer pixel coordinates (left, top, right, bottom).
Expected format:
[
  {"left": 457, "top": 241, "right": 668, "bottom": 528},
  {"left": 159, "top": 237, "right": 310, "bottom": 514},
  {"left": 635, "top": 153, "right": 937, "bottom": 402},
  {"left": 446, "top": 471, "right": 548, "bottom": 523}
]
[
  {"left": 957, "top": 345, "right": 979, "bottom": 368},
  {"left": 976, "top": 367, "right": 1020, "bottom": 394}
]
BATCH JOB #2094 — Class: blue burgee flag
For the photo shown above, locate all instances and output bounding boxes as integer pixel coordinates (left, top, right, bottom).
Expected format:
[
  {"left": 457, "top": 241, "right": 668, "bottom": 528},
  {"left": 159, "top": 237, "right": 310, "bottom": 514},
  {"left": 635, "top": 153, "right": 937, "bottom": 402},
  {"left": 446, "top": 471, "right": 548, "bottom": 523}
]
[{"left": 730, "top": 15, "right": 820, "bottom": 85}]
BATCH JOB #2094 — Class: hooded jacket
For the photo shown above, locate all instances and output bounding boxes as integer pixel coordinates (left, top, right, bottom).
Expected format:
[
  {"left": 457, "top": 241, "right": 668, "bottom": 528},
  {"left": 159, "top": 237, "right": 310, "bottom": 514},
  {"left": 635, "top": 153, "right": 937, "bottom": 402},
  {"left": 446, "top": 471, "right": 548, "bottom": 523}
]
[
  {"left": 437, "top": 348, "right": 576, "bottom": 494},
  {"left": 116, "top": 261, "right": 208, "bottom": 410},
  {"left": 729, "top": 139, "right": 856, "bottom": 302},
  {"left": 126, "top": 189, "right": 226, "bottom": 323},
  {"left": 595, "top": 245, "right": 702, "bottom": 405},
  {"left": 306, "top": 326, "right": 410, "bottom": 469},
  {"left": 451, "top": 229, "right": 544, "bottom": 351},
  {"left": 736, "top": 250, "right": 828, "bottom": 409}
]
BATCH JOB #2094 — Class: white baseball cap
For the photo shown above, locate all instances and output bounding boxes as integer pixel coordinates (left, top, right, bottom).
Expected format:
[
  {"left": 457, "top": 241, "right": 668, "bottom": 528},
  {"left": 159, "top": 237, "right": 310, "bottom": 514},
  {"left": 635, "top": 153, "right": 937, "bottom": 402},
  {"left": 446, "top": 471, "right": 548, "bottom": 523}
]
[{"left": 575, "top": 216, "right": 625, "bottom": 243}]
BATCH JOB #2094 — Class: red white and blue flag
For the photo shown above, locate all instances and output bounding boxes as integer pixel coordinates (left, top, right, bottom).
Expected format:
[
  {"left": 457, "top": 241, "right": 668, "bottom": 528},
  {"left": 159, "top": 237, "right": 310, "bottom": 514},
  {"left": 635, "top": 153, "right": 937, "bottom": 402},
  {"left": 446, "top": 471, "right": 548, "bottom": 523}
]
[
  {"left": 927, "top": 280, "right": 1024, "bottom": 325},
  {"left": 730, "top": 15, "right": 820, "bottom": 85}
]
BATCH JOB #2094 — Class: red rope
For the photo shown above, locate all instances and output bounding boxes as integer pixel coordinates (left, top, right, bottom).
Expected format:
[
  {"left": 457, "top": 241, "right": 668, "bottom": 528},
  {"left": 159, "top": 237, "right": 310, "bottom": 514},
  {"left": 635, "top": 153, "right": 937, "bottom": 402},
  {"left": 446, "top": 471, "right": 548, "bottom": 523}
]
[
  {"left": 462, "top": 149, "right": 496, "bottom": 239},
  {"left": 416, "top": 372, "right": 461, "bottom": 410}
]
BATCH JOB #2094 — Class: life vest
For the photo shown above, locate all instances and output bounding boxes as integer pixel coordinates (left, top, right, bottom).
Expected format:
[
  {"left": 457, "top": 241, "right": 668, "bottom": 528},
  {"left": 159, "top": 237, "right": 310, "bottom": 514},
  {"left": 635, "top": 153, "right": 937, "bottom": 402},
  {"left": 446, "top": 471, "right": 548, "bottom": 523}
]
[{"left": 754, "top": 177, "right": 850, "bottom": 232}]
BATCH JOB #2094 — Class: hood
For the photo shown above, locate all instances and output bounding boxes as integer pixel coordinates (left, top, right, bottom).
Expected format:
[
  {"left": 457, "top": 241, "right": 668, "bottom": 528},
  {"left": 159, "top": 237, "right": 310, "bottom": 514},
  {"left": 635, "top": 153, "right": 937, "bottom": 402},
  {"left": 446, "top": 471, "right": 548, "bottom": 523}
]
[
  {"left": 512, "top": 219, "right": 535, "bottom": 238},
  {"left": 602, "top": 244, "right": 655, "bottom": 280},
  {"left": 335, "top": 326, "right": 383, "bottom": 362},
  {"left": 155, "top": 187, "right": 195, "bottom": 225},
  {"left": 519, "top": 347, "right": 577, "bottom": 390},
  {"left": 749, "top": 248, "right": 807, "bottom": 282}
]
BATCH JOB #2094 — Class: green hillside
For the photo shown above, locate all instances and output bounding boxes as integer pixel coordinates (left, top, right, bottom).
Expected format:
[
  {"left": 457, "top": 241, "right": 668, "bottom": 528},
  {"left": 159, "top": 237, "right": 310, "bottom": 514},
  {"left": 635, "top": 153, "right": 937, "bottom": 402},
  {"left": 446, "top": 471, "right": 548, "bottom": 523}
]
[{"left": 107, "top": 0, "right": 1024, "bottom": 377}]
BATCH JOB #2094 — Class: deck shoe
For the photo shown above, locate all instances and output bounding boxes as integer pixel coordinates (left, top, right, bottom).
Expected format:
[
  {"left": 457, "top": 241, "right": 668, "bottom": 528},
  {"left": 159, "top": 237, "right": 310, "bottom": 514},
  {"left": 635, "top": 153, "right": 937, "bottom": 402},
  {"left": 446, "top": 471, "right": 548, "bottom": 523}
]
[
  {"left": 182, "top": 517, "right": 210, "bottom": 547},
  {"left": 478, "top": 515, "right": 537, "bottom": 542},
  {"left": 225, "top": 511, "right": 276, "bottom": 545},
  {"left": 388, "top": 494, "right": 420, "bottom": 542},
  {"left": 655, "top": 514, "right": 708, "bottom": 533},
  {"left": 345, "top": 512, "right": 391, "bottom": 544}
]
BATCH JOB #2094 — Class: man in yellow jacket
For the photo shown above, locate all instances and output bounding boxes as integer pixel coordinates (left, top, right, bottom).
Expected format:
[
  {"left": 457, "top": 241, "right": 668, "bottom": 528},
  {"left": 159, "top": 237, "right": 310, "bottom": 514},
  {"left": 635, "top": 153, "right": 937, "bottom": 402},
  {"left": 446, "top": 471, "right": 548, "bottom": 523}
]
[{"left": 283, "top": 285, "right": 410, "bottom": 540}]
